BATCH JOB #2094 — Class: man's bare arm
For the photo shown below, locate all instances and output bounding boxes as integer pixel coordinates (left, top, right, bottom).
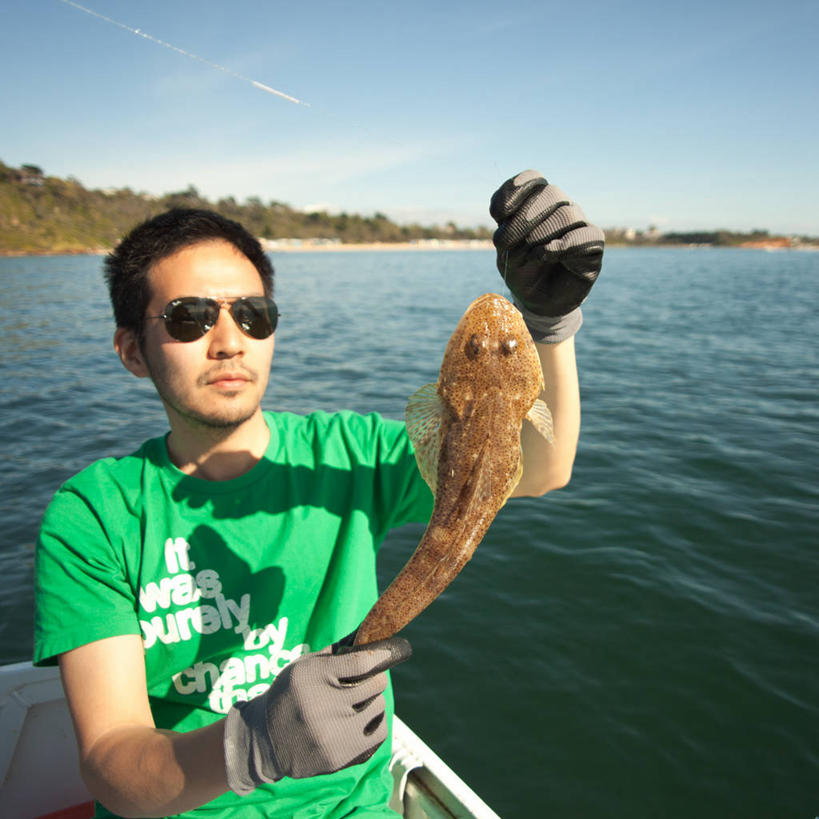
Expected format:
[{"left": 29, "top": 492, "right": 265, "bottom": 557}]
[
  {"left": 488, "top": 169, "right": 604, "bottom": 499},
  {"left": 513, "top": 335, "right": 580, "bottom": 498},
  {"left": 60, "top": 635, "right": 228, "bottom": 818},
  {"left": 60, "top": 633, "right": 411, "bottom": 812}
]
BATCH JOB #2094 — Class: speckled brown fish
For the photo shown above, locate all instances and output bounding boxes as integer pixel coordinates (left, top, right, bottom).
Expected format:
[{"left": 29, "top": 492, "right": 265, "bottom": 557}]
[{"left": 354, "top": 293, "right": 553, "bottom": 646}]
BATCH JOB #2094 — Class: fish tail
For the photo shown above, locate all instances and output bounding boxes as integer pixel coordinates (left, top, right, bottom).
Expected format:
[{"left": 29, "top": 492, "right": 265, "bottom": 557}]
[{"left": 353, "top": 519, "right": 488, "bottom": 646}]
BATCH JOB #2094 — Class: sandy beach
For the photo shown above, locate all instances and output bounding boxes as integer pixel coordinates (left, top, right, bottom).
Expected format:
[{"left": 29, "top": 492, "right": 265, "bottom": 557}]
[
  {"left": 261, "top": 239, "right": 494, "bottom": 253},
  {"left": 0, "top": 240, "right": 495, "bottom": 257}
]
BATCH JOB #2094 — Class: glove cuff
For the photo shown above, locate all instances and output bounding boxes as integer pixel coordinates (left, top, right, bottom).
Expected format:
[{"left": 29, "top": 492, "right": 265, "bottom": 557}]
[
  {"left": 224, "top": 696, "right": 282, "bottom": 795},
  {"left": 514, "top": 303, "right": 583, "bottom": 343}
]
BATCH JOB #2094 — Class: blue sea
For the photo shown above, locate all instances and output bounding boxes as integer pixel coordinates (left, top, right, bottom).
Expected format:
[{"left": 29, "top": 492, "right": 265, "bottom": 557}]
[{"left": 0, "top": 247, "right": 816, "bottom": 817}]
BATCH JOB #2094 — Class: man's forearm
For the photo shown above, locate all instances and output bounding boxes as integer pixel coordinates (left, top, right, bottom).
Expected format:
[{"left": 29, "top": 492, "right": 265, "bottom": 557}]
[
  {"left": 514, "top": 335, "right": 580, "bottom": 497},
  {"left": 81, "top": 719, "right": 229, "bottom": 818}
]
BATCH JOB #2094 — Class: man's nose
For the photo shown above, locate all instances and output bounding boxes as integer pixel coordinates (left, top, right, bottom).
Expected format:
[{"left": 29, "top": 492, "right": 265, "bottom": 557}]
[{"left": 207, "top": 305, "right": 245, "bottom": 357}]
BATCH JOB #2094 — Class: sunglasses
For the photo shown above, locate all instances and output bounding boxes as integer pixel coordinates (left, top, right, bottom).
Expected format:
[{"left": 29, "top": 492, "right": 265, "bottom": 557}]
[{"left": 147, "top": 296, "right": 279, "bottom": 342}]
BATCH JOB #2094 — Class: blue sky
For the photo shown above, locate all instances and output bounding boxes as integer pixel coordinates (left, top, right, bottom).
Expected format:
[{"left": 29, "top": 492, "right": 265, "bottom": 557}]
[{"left": 2, "top": 0, "right": 817, "bottom": 233}]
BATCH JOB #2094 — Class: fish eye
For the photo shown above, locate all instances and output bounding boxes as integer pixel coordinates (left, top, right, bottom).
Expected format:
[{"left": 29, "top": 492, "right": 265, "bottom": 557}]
[
  {"left": 466, "top": 333, "right": 486, "bottom": 360},
  {"left": 501, "top": 338, "right": 518, "bottom": 356}
]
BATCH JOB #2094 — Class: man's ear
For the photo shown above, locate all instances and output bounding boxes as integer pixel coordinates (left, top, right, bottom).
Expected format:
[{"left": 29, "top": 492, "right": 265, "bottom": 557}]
[{"left": 113, "top": 327, "right": 150, "bottom": 378}]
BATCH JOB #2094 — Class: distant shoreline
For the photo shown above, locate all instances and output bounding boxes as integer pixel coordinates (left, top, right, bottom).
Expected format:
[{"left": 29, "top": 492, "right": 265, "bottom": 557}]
[
  {"left": 0, "top": 240, "right": 494, "bottom": 257},
  {"left": 2, "top": 240, "right": 817, "bottom": 258}
]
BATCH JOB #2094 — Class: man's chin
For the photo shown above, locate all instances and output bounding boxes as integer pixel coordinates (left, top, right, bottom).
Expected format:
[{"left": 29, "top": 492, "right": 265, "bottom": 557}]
[
  {"left": 169, "top": 399, "right": 261, "bottom": 431},
  {"left": 197, "top": 407, "right": 259, "bottom": 429},
  {"left": 195, "top": 414, "right": 252, "bottom": 430}
]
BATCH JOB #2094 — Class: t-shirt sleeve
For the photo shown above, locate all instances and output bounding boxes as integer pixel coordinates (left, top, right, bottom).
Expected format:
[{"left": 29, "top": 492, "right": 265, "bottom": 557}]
[
  {"left": 33, "top": 483, "right": 141, "bottom": 666},
  {"left": 369, "top": 415, "right": 434, "bottom": 534}
]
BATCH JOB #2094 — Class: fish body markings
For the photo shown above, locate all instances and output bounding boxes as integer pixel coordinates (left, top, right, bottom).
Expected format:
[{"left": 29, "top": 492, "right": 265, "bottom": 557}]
[{"left": 354, "top": 293, "right": 553, "bottom": 646}]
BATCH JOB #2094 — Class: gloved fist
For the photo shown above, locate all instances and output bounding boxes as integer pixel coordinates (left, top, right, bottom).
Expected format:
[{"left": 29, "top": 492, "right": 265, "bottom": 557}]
[
  {"left": 224, "top": 637, "right": 411, "bottom": 794},
  {"left": 490, "top": 170, "right": 605, "bottom": 342}
]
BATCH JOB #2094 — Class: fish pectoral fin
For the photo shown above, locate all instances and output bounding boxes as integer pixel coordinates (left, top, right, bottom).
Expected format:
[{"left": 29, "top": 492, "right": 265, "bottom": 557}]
[
  {"left": 525, "top": 399, "right": 554, "bottom": 443},
  {"left": 500, "top": 452, "right": 526, "bottom": 507},
  {"left": 406, "top": 382, "right": 444, "bottom": 493}
]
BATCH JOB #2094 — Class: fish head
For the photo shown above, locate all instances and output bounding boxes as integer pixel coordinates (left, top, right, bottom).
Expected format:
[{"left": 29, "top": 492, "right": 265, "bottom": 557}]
[{"left": 438, "top": 293, "right": 543, "bottom": 417}]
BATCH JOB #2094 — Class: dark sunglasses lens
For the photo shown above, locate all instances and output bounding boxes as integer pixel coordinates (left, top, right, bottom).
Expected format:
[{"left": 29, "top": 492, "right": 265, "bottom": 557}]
[
  {"left": 164, "top": 298, "right": 218, "bottom": 341},
  {"left": 231, "top": 297, "right": 279, "bottom": 339}
]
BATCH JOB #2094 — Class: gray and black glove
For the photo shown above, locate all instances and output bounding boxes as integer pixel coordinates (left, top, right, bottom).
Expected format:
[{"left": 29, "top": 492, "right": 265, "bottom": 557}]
[
  {"left": 490, "top": 170, "right": 605, "bottom": 343},
  {"left": 224, "top": 637, "right": 411, "bottom": 794}
]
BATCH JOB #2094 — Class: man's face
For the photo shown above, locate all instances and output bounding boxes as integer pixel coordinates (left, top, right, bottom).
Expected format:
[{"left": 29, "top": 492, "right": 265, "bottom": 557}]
[{"left": 137, "top": 239, "right": 275, "bottom": 431}]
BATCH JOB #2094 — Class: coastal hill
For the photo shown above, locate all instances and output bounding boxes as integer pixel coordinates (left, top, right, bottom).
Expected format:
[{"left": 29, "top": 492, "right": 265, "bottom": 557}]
[
  {"left": 0, "top": 162, "right": 491, "bottom": 255},
  {"left": 1, "top": 161, "right": 814, "bottom": 254}
]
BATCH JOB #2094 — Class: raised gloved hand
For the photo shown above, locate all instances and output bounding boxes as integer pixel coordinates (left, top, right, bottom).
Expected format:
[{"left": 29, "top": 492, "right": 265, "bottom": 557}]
[
  {"left": 490, "top": 170, "right": 605, "bottom": 343},
  {"left": 224, "top": 637, "right": 411, "bottom": 794}
]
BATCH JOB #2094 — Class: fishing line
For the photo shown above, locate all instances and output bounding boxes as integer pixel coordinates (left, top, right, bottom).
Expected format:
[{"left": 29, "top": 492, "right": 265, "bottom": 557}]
[{"left": 57, "top": 0, "right": 309, "bottom": 106}]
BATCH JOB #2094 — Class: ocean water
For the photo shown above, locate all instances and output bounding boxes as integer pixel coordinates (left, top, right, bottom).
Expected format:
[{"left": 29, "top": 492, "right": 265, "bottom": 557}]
[{"left": 0, "top": 247, "right": 816, "bottom": 817}]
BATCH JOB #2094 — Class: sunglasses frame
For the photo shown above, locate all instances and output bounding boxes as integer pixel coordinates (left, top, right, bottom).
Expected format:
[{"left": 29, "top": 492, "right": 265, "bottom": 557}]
[{"left": 146, "top": 295, "right": 279, "bottom": 342}]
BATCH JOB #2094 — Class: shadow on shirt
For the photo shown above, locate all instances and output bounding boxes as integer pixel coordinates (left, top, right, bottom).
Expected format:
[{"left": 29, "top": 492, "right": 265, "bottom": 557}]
[{"left": 142, "top": 452, "right": 429, "bottom": 724}]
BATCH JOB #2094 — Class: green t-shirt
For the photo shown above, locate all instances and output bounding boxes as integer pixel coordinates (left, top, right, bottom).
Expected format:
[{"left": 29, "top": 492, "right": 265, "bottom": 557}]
[{"left": 34, "top": 410, "right": 433, "bottom": 819}]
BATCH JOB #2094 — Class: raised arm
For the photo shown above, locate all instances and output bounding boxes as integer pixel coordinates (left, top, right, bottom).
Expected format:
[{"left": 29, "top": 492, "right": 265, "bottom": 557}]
[
  {"left": 489, "top": 169, "right": 605, "bottom": 498},
  {"left": 514, "top": 335, "right": 580, "bottom": 496}
]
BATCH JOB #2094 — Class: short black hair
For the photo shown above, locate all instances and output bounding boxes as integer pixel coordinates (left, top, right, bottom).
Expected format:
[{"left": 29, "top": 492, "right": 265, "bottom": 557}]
[{"left": 104, "top": 208, "right": 274, "bottom": 338}]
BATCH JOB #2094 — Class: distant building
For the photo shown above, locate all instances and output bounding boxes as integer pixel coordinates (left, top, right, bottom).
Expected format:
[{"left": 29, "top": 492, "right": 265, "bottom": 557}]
[{"left": 16, "top": 165, "right": 44, "bottom": 186}]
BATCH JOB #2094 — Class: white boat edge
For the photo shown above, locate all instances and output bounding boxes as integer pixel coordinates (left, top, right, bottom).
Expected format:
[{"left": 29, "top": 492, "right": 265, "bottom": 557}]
[{"left": 0, "top": 661, "right": 502, "bottom": 819}]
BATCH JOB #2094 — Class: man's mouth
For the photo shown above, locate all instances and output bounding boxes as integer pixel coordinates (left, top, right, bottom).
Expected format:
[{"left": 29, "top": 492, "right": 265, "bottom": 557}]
[
  {"left": 210, "top": 377, "right": 247, "bottom": 389},
  {"left": 204, "top": 369, "right": 255, "bottom": 389}
]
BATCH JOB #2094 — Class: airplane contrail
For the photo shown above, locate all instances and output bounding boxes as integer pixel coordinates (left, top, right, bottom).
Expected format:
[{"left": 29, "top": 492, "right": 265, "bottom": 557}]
[{"left": 58, "top": 0, "right": 309, "bottom": 106}]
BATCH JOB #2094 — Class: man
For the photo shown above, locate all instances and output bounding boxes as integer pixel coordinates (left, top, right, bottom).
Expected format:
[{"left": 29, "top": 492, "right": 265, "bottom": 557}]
[{"left": 34, "top": 171, "right": 604, "bottom": 818}]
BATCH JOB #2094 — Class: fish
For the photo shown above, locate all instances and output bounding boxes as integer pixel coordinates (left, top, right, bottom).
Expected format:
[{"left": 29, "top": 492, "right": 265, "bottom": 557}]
[{"left": 353, "top": 293, "right": 554, "bottom": 646}]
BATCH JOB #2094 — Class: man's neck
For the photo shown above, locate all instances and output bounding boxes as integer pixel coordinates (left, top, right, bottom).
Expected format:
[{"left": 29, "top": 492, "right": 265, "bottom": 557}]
[{"left": 165, "top": 409, "right": 271, "bottom": 481}]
